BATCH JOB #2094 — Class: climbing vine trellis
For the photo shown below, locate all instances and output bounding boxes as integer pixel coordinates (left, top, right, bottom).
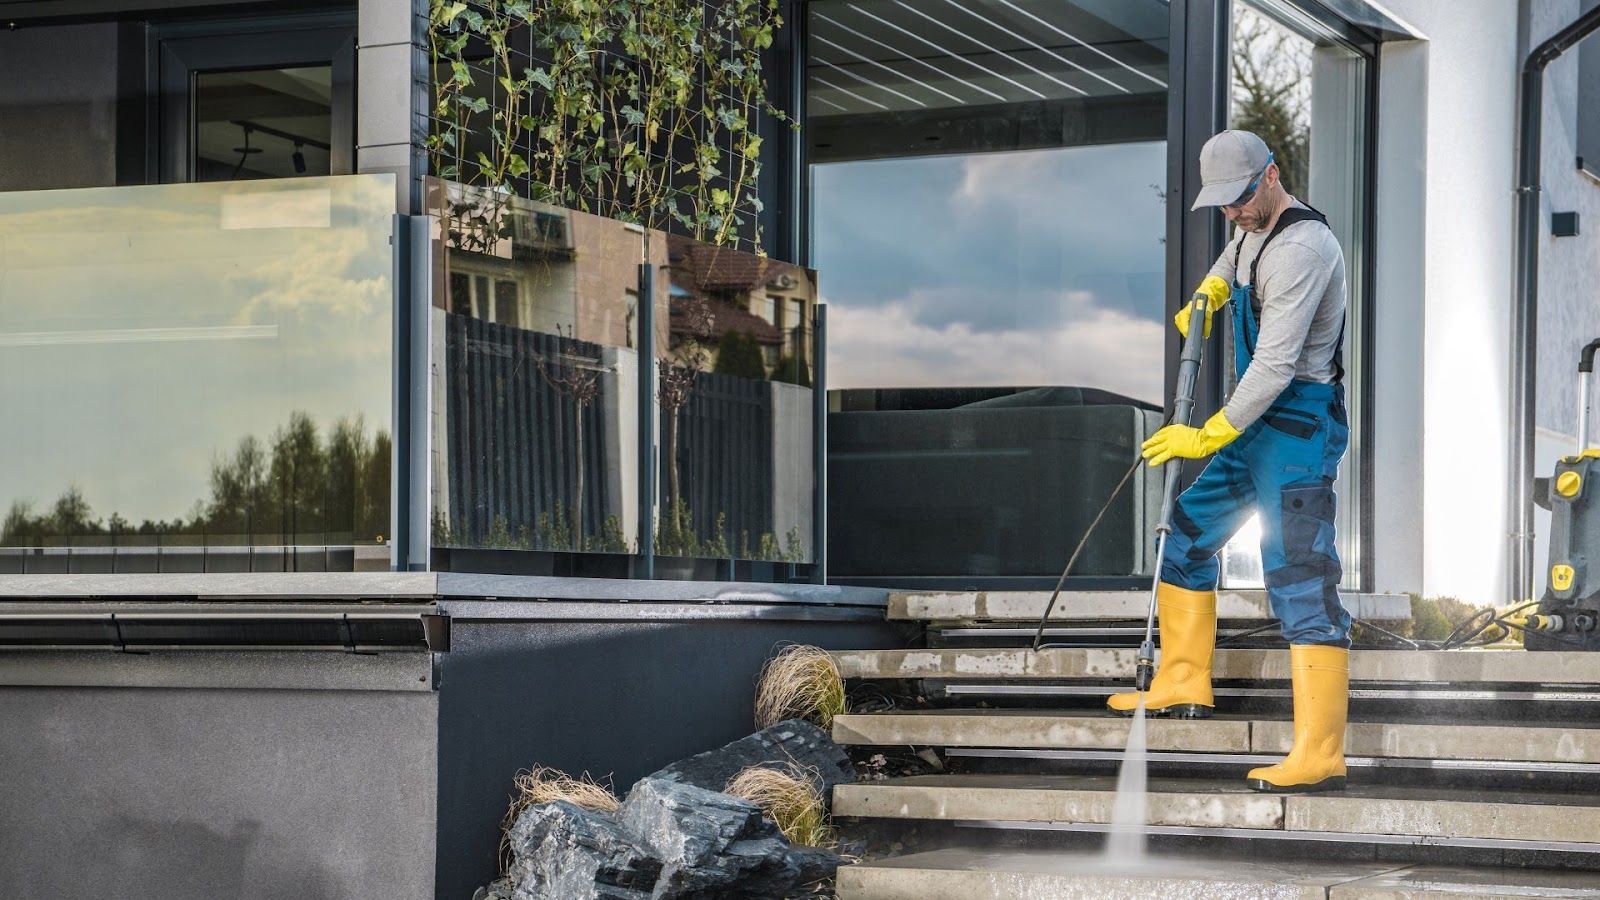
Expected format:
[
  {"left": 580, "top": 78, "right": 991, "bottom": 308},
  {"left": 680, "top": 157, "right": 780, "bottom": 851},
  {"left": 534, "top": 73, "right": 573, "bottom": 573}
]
[{"left": 427, "top": 0, "right": 791, "bottom": 255}]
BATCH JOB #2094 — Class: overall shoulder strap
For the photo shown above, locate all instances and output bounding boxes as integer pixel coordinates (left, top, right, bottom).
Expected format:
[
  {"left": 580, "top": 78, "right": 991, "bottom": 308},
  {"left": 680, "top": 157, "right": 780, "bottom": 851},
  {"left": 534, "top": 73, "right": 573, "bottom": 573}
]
[
  {"left": 1245, "top": 204, "right": 1329, "bottom": 288},
  {"left": 1247, "top": 203, "right": 1346, "bottom": 383}
]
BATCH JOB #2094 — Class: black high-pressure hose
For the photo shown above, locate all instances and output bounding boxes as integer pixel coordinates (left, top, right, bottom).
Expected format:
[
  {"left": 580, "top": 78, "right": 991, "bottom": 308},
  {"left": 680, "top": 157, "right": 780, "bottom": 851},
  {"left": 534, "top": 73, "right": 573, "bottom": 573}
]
[
  {"left": 1026, "top": 450, "right": 1555, "bottom": 655},
  {"left": 1029, "top": 452, "right": 1147, "bottom": 653}
]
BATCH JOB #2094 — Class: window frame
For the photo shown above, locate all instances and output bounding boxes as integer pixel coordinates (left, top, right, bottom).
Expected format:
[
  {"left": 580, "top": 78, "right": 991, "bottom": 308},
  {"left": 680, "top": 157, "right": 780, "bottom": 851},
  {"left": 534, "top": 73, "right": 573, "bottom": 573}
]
[
  {"left": 151, "top": 12, "right": 356, "bottom": 184},
  {"left": 1210, "top": 0, "right": 1380, "bottom": 592}
]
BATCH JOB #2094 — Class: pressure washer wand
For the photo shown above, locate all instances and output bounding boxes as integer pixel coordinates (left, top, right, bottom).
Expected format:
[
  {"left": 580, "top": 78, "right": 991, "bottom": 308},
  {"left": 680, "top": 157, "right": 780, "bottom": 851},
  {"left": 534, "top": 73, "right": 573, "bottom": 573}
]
[{"left": 1136, "top": 303, "right": 1211, "bottom": 691}]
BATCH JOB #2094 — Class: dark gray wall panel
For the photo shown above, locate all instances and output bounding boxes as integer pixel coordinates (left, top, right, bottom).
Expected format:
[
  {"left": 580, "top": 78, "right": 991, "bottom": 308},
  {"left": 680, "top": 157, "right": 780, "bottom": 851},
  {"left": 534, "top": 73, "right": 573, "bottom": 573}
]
[
  {"left": 0, "top": 681, "right": 438, "bottom": 900},
  {"left": 433, "top": 613, "right": 902, "bottom": 900},
  {"left": 0, "top": 23, "right": 120, "bottom": 191}
]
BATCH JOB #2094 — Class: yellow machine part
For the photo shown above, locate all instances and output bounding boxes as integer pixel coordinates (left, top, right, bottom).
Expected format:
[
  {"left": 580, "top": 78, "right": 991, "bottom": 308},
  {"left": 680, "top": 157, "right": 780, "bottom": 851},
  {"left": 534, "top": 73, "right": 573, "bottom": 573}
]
[
  {"left": 1553, "top": 564, "right": 1576, "bottom": 592},
  {"left": 1557, "top": 471, "right": 1584, "bottom": 497}
]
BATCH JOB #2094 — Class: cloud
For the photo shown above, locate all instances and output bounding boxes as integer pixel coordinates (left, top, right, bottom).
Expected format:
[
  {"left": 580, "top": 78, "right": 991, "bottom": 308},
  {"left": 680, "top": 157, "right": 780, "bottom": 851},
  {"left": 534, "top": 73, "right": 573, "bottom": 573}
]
[
  {"left": 826, "top": 292, "right": 1164, "bottom": 404},
  {"left": 812, "top": 141, "right": 1169, "bottom": 327}
]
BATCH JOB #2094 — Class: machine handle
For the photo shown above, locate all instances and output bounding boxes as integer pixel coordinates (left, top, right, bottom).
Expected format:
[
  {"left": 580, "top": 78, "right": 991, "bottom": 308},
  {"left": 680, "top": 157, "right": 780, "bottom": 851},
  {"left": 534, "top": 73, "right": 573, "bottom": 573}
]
[{"left": 1581, "top": 338, "right": 1600, "bottom": 452}]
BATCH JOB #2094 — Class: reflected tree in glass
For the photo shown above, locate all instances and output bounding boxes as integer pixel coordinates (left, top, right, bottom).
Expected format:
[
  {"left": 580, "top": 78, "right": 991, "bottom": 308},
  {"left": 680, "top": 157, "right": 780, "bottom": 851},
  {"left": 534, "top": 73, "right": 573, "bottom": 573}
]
[
  {"left": 1231, "top": 6, "right": 1312, "bottom": 195},
  {"left": 535, "top": 326, "right": 606, "bottom": 549},
  {"left": 657, "top": 293, "right": 715, "bottom": 556}
]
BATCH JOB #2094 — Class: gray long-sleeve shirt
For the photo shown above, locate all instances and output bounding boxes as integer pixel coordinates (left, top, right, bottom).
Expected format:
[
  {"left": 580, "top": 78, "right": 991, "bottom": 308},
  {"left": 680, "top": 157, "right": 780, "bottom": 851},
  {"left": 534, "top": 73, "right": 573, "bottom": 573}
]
[{"left": 1206, "top": 199, "right": 1348, "bottom": 430}]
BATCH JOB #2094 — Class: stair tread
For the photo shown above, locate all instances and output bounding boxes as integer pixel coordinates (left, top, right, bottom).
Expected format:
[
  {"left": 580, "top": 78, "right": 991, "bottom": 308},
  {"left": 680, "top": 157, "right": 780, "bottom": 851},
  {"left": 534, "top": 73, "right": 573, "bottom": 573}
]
[
  {"left": 889, "top": 589, "right": 1410, "bottom": 623},
  {"left": 833, "top": 647, "right": 1600, "bottom": 685},
  {"left": 832, "top": 710, "right": 1600, "bottom": 762},
  {"left": 837, "top": 850, "right": 1600, "bottom": 899}
]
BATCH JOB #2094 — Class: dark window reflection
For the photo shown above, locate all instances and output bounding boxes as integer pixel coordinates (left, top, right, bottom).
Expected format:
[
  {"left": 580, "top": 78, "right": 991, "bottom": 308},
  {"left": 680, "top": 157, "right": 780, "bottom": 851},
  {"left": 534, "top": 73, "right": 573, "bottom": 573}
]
[{"left": 194, "top": 66, "right": 334, "bottom": 182}]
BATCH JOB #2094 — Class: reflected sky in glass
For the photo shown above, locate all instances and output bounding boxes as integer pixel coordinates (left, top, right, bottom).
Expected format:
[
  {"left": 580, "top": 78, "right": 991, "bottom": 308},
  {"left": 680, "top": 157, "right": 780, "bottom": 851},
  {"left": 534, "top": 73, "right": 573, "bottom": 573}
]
[
  {"left": 812, "top": 141, "right": 1167, "bottom": 405},
  {"left": 0, "top": 176, "right": 393, "bottom": 538}
]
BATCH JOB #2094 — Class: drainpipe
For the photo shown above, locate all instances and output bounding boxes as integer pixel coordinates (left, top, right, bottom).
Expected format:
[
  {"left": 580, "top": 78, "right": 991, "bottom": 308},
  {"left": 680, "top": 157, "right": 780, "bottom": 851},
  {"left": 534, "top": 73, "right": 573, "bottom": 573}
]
[{"left": 1510, "top": 5, "right": 1600, "bottom": 604}]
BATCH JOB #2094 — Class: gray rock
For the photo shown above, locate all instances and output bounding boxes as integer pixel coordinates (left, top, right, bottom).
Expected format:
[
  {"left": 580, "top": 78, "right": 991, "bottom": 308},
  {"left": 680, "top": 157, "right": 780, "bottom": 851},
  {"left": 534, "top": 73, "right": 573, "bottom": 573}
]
[
  {"left": 790, "top": 845, "right": 843, "bottom": 886},
  {"left": 472, "top": 878, "right": 514, "bottom": 900},
  {"left": 644, "top": 720, "right": 855, "bottom": 807},
  {"left": 504, "top": 801, "right": 661, "bottom": 900},
  {"left": 618, "top": 777, "right": 834, "bottom": 899}
]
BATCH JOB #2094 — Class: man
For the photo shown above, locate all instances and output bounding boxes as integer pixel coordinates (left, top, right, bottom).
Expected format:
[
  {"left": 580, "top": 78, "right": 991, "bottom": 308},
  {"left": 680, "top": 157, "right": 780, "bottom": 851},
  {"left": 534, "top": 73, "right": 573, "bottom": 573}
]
[{"left": 1106, "top": 130, "right": 1351, "bottom": 794}]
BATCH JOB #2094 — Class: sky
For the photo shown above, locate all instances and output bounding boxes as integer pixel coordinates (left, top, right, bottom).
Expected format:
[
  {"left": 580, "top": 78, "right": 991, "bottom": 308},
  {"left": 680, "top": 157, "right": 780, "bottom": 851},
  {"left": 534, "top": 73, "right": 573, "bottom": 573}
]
[
  {"left": 811, "top": 140, "right": 1168, "bottom": 404},
  {"left": 0, "top": 176, "right": 393, "bottom": 526}
]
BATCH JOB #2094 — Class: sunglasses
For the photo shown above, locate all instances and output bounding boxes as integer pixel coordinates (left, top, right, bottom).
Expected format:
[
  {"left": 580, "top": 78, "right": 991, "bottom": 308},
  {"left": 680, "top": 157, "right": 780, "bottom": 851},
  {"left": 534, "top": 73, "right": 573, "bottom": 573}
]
[{"left": 1224, "top": 151, "right": 1275, "bottom": 210}]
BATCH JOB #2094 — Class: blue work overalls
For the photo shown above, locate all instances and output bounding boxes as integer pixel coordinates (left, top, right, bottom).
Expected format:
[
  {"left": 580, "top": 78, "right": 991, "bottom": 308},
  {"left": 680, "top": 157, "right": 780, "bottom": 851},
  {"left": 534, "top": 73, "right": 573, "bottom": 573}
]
[{"left": 1160, "top": 206, "right": 1352, "bottom": 647}]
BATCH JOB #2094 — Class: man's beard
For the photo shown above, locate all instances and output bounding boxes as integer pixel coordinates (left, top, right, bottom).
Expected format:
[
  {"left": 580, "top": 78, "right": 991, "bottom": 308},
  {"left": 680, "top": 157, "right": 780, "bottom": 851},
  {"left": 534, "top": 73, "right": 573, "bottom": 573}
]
[{"left": 1237, "top": 207, "right": 1268, "bottom": 233}]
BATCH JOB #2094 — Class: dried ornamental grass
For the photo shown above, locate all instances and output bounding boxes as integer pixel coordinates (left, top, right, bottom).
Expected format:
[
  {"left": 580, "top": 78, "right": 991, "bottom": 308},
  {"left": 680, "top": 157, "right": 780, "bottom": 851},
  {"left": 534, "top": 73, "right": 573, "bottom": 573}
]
[
  {"left": 726, "top": 764, "right": 835, "bottom": 849},
  {"left": 754, "top": 644, "right": 846, "bottom": 729},
  {"left": 499, "top": 765, "right": 619, "bottom": 870}
]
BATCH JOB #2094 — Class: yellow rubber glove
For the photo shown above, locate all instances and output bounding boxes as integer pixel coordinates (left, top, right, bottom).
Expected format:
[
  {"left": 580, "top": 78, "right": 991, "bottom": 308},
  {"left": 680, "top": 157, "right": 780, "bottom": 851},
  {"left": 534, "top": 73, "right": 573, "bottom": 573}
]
[
  {"left": 1175, "top": 275, "right": 1232, "bottom": 339},
  {"left": 1142, "top": 409, "right": 1241, "bottom": 467}
]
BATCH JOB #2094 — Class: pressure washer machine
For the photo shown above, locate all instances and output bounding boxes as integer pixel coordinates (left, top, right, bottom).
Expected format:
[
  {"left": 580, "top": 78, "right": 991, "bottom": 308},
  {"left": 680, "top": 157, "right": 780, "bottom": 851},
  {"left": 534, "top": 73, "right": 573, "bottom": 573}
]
[{"left": 1528, "top": 338, "right": 1600, "bottom": 651}]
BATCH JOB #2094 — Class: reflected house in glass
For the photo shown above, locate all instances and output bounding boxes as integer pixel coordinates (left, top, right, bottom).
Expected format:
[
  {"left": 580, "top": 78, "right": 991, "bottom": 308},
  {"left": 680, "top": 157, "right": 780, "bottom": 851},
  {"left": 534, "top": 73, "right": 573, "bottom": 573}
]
[
  {"left": 429, "top": 180, "right": 658, "bottom": 558},
  {"left": 428, "top": 182, "right": 817, "bottom": 571},
  {"left": 656, "top": 235, "right": 819, "bottom": 568}
]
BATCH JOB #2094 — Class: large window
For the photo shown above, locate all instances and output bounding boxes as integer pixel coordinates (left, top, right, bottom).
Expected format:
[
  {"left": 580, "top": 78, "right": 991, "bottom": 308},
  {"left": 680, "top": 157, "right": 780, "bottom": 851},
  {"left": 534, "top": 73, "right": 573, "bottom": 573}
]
[
  {"left": 808, "top": 0, "right": 1172, "bottom": 584},
  {"left": 1220, "top": 0, "right": 1372, "bottom": 589}
]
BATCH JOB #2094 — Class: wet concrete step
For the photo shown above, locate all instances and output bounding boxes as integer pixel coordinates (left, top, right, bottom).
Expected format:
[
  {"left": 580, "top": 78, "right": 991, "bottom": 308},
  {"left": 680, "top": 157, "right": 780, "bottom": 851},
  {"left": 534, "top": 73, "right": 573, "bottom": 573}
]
[
  {"left": 837, "top": 850, "right": 1600, "bottom": 899},
  {"left": 833, "top": 774, "right": 1600, "bottom": 848},
  {"left": 889, "top": 590, "right": 1411, "bottom": 624},
  {"left": 833, "top": 647, "right": 1600, "bottom": 686},
  {"left": 832, "top": 710, "right": 1600, "bottom": 765}
]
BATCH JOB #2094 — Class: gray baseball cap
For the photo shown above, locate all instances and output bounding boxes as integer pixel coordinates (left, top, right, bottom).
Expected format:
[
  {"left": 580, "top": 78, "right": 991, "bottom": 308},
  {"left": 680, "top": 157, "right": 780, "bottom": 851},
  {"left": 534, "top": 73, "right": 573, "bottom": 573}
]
[{"left": 1191, "top": 130, "right": 1272, "bottom": 210}]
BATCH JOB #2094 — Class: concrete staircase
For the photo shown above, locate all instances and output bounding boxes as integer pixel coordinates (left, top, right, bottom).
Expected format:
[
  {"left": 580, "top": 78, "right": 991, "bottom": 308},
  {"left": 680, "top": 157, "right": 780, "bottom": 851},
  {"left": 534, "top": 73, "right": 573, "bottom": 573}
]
[{"left": 829, "top": 589, "right": 1600, "bottom": 899}]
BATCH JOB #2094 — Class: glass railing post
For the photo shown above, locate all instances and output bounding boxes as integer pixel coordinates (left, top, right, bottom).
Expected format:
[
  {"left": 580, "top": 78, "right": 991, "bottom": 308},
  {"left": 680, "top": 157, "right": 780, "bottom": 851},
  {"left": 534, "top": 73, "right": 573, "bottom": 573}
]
[
  {"left": 637, "top": 260, "right": 656, "bottom": 579},
  {"left": 812, "top": 302, "right": 827, "bottom": 585}
]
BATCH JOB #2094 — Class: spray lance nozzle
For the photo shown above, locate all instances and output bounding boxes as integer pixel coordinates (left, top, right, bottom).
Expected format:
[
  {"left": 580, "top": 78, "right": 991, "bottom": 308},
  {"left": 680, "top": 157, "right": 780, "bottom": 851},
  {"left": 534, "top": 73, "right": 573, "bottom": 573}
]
[{"left": 1134, "top": 640, "right": 1156, "bottom": 692}]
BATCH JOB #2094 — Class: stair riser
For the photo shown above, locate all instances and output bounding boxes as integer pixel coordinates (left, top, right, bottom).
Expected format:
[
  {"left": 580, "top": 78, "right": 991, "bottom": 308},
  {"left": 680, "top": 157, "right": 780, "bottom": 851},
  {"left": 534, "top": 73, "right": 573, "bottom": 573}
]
[{"left": 835, "top": 715, "right": 1600, "bottom": 765}]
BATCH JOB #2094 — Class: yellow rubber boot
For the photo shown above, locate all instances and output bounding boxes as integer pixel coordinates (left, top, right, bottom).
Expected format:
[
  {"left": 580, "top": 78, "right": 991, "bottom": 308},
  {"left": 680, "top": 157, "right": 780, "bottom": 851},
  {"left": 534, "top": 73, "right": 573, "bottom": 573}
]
[
  {"left": 1247, "top": 645, "right": 1349, "bottom": 793},
  {"left": 1106, "top": 583, "right": 1215, "bottom": 718}
]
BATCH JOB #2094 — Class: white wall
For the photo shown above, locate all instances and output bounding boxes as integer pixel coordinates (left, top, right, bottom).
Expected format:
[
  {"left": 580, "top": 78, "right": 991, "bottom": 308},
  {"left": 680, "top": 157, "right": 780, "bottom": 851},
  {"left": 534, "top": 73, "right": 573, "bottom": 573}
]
[
  {"left": 1369, "top": 37, "right": 1428, "bottom": 596},
  {"left": 1370, "top": 1, "right": 1521, "bottom": 604}
]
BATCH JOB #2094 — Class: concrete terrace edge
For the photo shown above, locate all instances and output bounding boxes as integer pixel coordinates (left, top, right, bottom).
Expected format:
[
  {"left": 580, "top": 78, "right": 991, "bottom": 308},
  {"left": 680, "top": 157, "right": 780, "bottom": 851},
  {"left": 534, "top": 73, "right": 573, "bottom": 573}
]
[
  {"left": 0, "top": 572, "right": 891, "bottom": 607},
  {"left": 888, "top": 589, "right": 1412, "bottom": 622}
]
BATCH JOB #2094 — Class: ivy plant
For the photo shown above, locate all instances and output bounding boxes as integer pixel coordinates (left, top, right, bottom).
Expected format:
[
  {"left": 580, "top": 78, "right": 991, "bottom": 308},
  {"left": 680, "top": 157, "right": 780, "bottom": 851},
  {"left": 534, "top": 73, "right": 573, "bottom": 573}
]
[{"left": 428, "top": 0, "right": 792, "bottom": 254}]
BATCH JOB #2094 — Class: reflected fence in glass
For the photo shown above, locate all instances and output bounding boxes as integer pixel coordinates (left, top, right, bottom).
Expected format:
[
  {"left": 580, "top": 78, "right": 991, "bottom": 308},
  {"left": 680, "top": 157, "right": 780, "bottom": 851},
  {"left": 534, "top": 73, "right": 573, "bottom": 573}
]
[
  {"left": 429, "top": 180, "right": 644, "bottom": 557},
  {"left": 0, "top": 175, "right": 396, "bottom": 572},
  {"left": 657, "top": 234, "right": 817, "bottom": 570},
  {"left": 428, "top": 181, "right": 817, "bottom": 573}
]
